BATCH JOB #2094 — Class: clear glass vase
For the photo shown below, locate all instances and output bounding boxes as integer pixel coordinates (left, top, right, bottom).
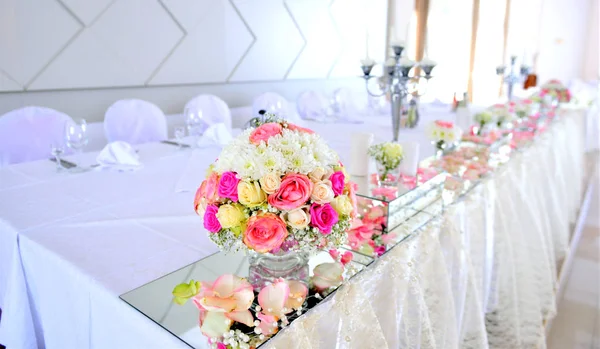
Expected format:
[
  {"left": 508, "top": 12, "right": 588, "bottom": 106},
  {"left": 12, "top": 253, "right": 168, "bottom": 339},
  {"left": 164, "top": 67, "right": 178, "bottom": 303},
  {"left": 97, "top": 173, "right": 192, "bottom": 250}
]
[
  {"left": 376, "top": 161, "right": 400, "bottom": 187},
  {"left": 248, "top": 250, "right": 310, "bottom": 291}
]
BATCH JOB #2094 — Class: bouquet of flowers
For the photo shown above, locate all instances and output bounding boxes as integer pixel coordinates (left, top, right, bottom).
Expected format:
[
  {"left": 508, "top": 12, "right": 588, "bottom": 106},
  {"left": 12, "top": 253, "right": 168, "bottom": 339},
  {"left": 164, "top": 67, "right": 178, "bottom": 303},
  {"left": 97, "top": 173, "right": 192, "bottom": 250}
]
[
  {"left": 368, "top": 142, "right": 404, "bottom": 182},
  {"left": 194, "top": 119, "right": 356, "bottom": 255},
  {"left": 427, "top": 120, "right": 463, "bottom": 153},
  {"left": 488, "top": 104, "right": 516, "bottom": 126},
  {"left": 539, "top": 79, "right": 571, "bottom": 103}
]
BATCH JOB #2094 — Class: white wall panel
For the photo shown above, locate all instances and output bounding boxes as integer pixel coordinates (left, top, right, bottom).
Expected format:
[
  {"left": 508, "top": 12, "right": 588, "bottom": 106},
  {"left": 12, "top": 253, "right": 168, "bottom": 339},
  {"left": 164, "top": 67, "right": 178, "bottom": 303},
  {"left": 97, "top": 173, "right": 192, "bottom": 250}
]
[
  {"left": 0, "top": 0, "right": 388, "bottom": 119},
  {"left": 228, "top": 0, "right": 304, "bottom": 81},
  {"left": 149, "top": 1, "right": 253, "bottom": 85},
  {"left": 285, "top": 0, "right": 342, "bottom": 79},
  {"left": 59, "top": 0, "right": 114, "bottom": 26},
  {"left": 0, "top": 71, "right": 21, "bottom": 92},
  {"left": 90, "top": 0, "right": 184, "bottom": 84},
  {"left": 29, "top": 30, "right": 139, "bottom": 89},
  {"left": 0, "top": 0, "right": 81, "bottom": 86}
]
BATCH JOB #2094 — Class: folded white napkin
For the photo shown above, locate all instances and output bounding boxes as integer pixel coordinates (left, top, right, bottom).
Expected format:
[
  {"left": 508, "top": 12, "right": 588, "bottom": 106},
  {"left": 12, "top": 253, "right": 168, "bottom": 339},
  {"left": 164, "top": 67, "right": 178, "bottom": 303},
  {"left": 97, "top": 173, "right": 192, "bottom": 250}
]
[
  {"left": 399, "top": 141, "right": 419, "bottom": 176},
  {"left": 349, "top": 132, "right": 374, "bottom": 176},
  {"left": 197, "top": 123, "right": 233, "bottom": 147},
  {"left": 96, "top": 141, "right": 142, "bottom": 171}
]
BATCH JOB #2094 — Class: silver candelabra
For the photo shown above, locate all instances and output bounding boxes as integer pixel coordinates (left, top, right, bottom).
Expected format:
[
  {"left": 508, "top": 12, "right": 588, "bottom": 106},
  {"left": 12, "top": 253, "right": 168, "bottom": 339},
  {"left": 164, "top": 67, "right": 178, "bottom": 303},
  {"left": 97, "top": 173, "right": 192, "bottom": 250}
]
[
  {"left": 496, "top": 56, "right": 530, "bottom": 101},
  {"left": 361, "top": 45, "right": 435, "bottom": 142}
]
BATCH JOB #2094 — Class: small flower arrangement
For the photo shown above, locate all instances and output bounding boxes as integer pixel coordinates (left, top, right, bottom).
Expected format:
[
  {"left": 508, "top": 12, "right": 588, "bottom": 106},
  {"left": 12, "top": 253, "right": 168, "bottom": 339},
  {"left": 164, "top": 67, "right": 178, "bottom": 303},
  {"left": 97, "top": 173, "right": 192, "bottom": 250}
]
[
  {"left": 194, "top": 117, "right": 357, "bottom": 255},
  {"left": 173, "top": 254, "right": 353, "bottom": 348},
  {"left": 368, "top": 142, "right": 404, "bottom": 184},
  {"left": 426, "top": 120, "right": 463, "bottom": 153},
  {"left": 539, "top": 79, "right": 571, "bottom": 103},
  {"left": 488, "top": 104, "right": 516, "bottom": 127}
]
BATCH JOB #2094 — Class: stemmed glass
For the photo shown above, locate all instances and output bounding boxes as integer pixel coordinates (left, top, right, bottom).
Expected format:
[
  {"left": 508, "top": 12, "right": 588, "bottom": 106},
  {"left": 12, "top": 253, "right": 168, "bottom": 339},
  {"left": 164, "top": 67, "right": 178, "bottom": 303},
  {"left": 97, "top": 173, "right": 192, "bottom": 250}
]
[
  {"left": 184, "top": 107, "right": 205, "bottom": 148},
  {"left": 174, "top": 126, "right": 186, "bottom": 150},
  {"left": 50, "top": 141, "right": 65, "bottom": 172},
  {"left": 64, "top": 119, "right": 89, "bottom": 171}
]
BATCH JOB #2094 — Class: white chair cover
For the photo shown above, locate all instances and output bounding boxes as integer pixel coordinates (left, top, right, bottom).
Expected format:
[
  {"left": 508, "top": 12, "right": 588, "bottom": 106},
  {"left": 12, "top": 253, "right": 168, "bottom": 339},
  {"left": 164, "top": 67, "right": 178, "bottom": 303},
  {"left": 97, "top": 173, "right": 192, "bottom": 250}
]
[
  {"left": 104, "top": 99, "right": 167, "bottom": 145},
  {"left": 0, "top": 106, "right": 73, "bottom": 165},
  {"left": 296, "top": 91, "right": 329, "bottom": 121},
  {"left": 331, "top": 87, "right": 361, "bottom": 121},
  {"left": 184, "top": 94, "right": 232, "bottom": 131},
  {"left": 252, "top": 92, "right": 301, "bottom": 123}
]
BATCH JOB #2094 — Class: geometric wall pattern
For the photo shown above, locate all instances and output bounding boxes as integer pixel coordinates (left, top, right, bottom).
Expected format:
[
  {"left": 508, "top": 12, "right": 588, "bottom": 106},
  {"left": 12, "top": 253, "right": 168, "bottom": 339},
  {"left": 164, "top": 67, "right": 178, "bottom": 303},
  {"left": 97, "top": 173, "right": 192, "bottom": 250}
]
[{"left": 0, "top": 0, "right": 387, "bottom": 92}]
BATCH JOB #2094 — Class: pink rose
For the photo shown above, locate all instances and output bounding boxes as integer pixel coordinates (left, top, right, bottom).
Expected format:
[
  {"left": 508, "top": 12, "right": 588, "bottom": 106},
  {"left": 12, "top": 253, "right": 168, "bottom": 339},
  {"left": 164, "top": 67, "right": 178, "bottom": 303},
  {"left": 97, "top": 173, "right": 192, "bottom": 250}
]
[
  {"left": 204, "top": 172, "right": 220, "bottom": 204},
  {"left": 268, "top": 173, "right": 313, "bottom": 211},
  {"left": 434, "top": 120, "right": 454, "bottom": 129},
  {"left": 203, "top": 204, "right": 221, "bottom": 233},
  {"left": 194, "top": 182, "right": 206, "bottom": 215},
  {"left": 243, "top": 213, "right": 288, "bottom": 253},
  {"left": 286, "top": 123, "right": 315, "bottom": 134},
  {"left": 329, "top": 171, "right": 345, "bottom": 196},
  {"left": 217, "top": 171, "right": 240, "bottom": 202},
  {"left": 249, "top": 123, "right": 283, "bottom": 145},
  {"left": 309, "top": 203, "right": 339, "bottom": 235}
]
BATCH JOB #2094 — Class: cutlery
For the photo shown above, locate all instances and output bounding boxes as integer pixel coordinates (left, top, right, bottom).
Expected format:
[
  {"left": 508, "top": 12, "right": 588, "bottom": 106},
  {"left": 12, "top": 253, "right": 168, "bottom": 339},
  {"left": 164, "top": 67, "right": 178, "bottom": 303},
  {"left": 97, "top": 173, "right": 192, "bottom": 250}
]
[
  {"left": 49, "top": 157, "right": 77, "bottom": 169},
  {"left": 161, "top": 140, "right": 191, "bottom": 148}
]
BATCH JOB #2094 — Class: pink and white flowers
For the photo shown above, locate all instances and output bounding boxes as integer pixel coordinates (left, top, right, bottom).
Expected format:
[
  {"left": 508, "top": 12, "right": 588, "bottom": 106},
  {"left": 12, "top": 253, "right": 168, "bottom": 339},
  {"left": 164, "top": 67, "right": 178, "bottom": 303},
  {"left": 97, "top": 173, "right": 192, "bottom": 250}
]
[
  {"left": 194, "top": 121, "right": 356, "bottom": 254},
  {"left": 427, "top": 120, "right": 463, "bottom": 144}
]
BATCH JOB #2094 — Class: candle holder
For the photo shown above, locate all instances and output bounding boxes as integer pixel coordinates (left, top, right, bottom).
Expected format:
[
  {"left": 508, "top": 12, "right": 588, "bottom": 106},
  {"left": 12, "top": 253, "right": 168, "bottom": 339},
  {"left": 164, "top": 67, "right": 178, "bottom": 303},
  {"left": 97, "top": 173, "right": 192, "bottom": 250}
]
[
  {"left": 361, "top": 46, "right": 435, "bottom": 142},
  {"left": 496, "top": 56, "right": 529, "bottom": 101}
]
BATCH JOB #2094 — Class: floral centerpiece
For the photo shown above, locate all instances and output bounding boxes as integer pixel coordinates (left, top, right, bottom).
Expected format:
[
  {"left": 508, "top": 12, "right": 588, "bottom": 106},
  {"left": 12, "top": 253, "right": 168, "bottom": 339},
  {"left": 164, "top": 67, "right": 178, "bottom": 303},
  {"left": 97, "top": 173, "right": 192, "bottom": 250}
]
[
  {"left": 368, "top": 142, "right": 404, "bottom": 186},
  {"left": 539, "top": 79, "right": 571, "bottom": 103},
  {"left": 473, "top": 111, "right": 495, "bottom": 136},
  {"left": 194, "top": 117, "right": 357, "bottom": 289},
  {"left": 426, "top": 120, "right": 463, "bottom": 156},
  {"left": 488, "top": 104, "right": 516, "bottom": 128}
]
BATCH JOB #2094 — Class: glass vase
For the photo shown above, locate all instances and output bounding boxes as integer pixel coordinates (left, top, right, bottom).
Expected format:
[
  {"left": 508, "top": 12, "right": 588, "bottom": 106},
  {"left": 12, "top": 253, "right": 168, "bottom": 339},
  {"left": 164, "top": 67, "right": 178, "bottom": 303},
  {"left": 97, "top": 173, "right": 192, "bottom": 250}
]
[
  {"left": 248, "top": 250, "right": 310, "bottom": 291},
  {"left": 376, "top": 161, "right": 399, "bottom": 187}
]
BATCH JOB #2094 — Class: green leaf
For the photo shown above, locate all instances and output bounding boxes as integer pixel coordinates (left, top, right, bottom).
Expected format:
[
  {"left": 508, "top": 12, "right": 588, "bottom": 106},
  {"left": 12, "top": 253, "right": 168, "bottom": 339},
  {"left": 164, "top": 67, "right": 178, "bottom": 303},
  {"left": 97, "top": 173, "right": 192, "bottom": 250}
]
[{"left": 172, "top": 280, "right": 201, "bottom": 305}]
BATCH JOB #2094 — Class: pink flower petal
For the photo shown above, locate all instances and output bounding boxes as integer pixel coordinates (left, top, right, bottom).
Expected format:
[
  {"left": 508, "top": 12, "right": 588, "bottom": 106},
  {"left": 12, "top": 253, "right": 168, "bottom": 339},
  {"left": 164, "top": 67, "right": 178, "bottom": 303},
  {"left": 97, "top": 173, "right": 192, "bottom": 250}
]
[
  {"left": 258, "top": 280, "right": 290, "bottom": 316},
  {"left": 200, "top": 311, "right": 232, "bottom": 338},
  {"left": 225, "top": 309, "right": 255, "bottom": 327},
  {"left": 198, "top": 296, "right": 237, "bottom": 312},
  {"left": 212, "top": 274, "right": 251, "bottom": 299},
  {"left": 257, "top": 312, "right": 279, "bottom": 335},
  {"left": 284, "top": 280, "right": 308, "bottom": 312},
  {"left": 312, "top": 262, "right": 344, "bottom": 291}
]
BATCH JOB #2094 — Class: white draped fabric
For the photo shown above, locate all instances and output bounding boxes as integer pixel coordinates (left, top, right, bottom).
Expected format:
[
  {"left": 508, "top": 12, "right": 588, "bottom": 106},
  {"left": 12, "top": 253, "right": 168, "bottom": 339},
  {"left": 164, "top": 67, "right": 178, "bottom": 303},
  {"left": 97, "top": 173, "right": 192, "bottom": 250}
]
[
  {"left": 0, "top": 107, "right": 73, "bottom": 165},
  {"left": 0, "top": 107, "right": 586, "bottom": 349},
  {"left": 185, "top": 95, "right": 232, "bottom": 131},
  {"left": 104, "top": 99, "right": 168, "bottom": 145}
]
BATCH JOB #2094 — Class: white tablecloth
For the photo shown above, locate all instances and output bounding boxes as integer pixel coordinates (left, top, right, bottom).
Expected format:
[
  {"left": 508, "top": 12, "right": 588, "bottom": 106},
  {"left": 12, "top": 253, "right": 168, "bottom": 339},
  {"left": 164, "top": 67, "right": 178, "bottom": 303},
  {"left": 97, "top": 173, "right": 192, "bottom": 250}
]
[{"left": 0, "top": 107, "right": 587, "bottom": 349}]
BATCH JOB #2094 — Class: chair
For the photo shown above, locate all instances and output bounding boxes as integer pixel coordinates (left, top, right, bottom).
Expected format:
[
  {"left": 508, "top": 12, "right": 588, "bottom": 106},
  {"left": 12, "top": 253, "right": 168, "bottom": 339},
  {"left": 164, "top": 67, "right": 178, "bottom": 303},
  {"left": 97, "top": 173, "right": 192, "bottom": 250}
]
[
  {"left": 0, "top": 106, "right": 73, "bottom": 165},
  {"left": 184, "top": 94, "right": 232, "bottom": 131},
  {"left": 252, "top": 92, "right": 301, "bottom": 123},
  {"left": 296, "top": 91, "right": 330, "bottom": 121},
  {"left": 104, "top": 99, "right": 167, "bottom": 145}
]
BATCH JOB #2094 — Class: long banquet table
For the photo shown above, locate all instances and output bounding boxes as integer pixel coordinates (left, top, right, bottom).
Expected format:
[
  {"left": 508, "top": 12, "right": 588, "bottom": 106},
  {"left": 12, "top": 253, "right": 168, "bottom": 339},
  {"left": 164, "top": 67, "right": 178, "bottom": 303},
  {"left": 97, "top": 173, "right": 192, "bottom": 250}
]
[{"left": 0, "top": 104, "right": 590, "bottom": 349}]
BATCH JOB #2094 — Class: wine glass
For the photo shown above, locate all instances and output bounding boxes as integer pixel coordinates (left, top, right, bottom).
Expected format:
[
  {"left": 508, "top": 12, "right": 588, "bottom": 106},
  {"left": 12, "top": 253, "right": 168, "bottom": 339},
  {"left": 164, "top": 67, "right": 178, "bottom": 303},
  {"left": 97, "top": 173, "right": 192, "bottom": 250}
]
[
  {"left": 185, "top": 107, "right": 205, "bottom": 147},
  {"left": 64, "top": 119, "right": 88, "bottom": 171},
  {"left": 50, "top": 141, "right": 65, "bottom": 172},
  {"left": 174, "top": 126, "right": 186, "bottom": 150}
]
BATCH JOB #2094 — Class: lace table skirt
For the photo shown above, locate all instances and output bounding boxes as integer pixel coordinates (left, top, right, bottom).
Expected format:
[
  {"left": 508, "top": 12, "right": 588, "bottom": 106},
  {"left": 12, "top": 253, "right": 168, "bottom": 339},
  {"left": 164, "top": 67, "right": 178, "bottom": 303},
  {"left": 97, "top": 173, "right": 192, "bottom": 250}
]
[{"left": 264, "top": 110, "right": 585, "bottom": 349}]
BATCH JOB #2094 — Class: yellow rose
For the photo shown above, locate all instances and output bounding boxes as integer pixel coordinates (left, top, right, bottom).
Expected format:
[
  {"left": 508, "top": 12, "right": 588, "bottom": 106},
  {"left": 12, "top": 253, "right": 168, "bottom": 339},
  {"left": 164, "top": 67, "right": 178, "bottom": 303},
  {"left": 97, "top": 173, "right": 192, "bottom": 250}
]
[
  {"left": 382, "top": 143, "right": 403, "bottom": 159},
  {"left": 216, "top": 204, "right": 246, "bottom": 229},
  {"left": 259, "top": 172, "right": 281, "bottom": 194},
  {"left": 331, "top": 195, "right": 353, "bottom": 216},
  {"left": 311, "top": 180, "right": 334, "bottom": 204},
  {"left": 238, "top": 181, "right": 266, "bottom": 207},
  {"left": 281, "top": 206, "right": 310, "bottom": 229}
]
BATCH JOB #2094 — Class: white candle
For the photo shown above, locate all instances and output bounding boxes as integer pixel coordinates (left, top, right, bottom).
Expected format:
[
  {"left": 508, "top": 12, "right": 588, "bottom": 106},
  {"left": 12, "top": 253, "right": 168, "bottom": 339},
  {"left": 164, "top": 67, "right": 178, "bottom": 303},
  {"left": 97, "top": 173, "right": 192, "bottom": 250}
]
[
  {"left": 385, "top": 58, "right": 396, "bottom": 67},
  {"left": 361, "top": 58, "right": 375, "bottom": 66},
  {"left": 399, "top": 141, "right": 419, "bottom": 176},
  {"left": 349, "top": 132, "right": 374, "bottom": 176},
  {"left": 399, "top": 56, "right": 415, "bottom": 67},
  {"left": 365, "top": 31, "right": 369, "bottom": 59},
  {"left": 420, "top": 57, "right": 436, "bottom": 66},
  {"left": 390, "top": 39, "right": 406, "bottom": 48}
]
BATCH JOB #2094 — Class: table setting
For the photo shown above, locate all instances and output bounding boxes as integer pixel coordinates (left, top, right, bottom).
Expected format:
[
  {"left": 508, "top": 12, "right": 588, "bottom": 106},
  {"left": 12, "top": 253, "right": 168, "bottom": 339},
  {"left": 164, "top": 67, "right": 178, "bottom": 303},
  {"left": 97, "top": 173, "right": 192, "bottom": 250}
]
[{"left": 0, "top": 55, "right": 594, "bottom": 349}]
